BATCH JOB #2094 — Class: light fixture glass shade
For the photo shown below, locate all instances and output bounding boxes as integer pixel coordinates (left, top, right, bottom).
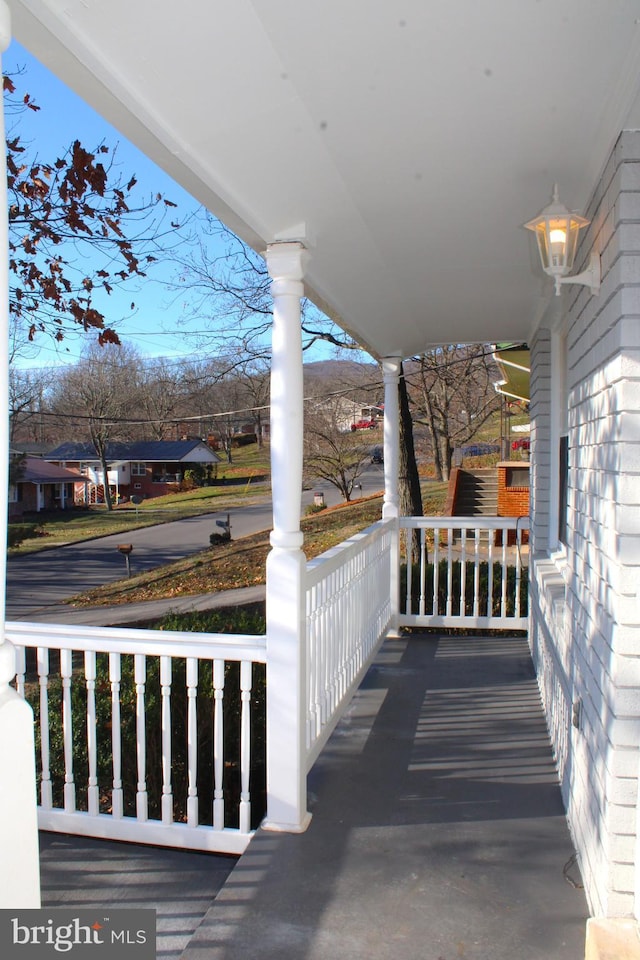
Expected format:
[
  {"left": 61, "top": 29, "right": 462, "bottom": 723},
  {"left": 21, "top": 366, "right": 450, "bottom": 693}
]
[{"left": 525, "top": 184, "right": 590, "bottom": 281}]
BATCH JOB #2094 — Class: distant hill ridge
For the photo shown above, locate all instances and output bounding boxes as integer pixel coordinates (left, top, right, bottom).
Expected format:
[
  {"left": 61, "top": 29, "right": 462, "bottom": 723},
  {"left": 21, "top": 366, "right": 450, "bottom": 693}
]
[{"left": 303, "top": 359, "right": 379, "bottom": 381}]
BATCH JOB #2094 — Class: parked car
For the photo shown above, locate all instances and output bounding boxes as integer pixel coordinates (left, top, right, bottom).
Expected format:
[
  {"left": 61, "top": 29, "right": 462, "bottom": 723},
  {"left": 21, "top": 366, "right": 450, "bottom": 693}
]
[
  {"left": 371, "top": 447, "right": 383, "bottom": 464},
  {"left": 511, "top": 438, "right": 531, "bottom": 451},
  {"left": 351, "top": 418, "right": 378, "bottom": 431},
  {"left": 460, "top": 442, "right": 500, "bottom": 456}
]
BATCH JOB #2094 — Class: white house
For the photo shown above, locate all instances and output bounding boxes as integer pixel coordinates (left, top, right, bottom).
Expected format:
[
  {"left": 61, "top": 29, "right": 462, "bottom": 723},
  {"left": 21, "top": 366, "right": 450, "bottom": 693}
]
[
  {"left": 1, "top": 2, "right": 640, "bottom": 952},
  {"left": 310, "top": 396, "right": 383, "bottom": 433}
]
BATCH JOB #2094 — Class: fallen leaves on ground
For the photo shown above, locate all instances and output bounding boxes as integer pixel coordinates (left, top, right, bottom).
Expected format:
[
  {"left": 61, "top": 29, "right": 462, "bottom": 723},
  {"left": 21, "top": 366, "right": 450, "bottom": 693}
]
[{"left": 69, "top": 496, "right": 386, "bottom": 607}]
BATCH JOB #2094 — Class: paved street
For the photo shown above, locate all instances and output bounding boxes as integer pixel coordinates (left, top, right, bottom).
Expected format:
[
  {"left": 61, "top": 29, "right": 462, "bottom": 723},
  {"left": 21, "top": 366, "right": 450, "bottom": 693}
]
[{"left": 6, "top": 468, "right": 384, "bottom": 621}]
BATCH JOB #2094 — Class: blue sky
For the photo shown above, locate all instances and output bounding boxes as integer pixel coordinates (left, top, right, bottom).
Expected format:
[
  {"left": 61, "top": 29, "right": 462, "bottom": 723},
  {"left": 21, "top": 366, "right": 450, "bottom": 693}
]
[
  {"left": 4, "top": 40, "right": 206, "bottom": 368},
  {"left": 2, "top": 41, "right": 285, "bottom": 371}
]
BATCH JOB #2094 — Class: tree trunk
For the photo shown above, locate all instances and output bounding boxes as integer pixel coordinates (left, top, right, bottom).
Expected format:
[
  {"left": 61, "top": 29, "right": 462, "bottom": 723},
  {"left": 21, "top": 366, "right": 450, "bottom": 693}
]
[
  {"left": 438, "top": 435, "right": 453, "bottom": 481},
  {"left": 398, "top": 364, "right": 423, "bottom": 519},
  {"left": 420, "top": 383, "right": 444, "bottom": 481},
  {"left": 93, "top": 435, "right": 114, "bottom": 511},
  {"left": 398, "top": 364, "right": 423, "bottom": 559}
]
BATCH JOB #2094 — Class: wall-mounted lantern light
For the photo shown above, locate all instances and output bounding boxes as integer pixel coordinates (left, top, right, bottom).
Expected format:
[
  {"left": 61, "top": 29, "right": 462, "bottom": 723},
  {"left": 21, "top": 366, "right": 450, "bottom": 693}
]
[{"left": 525, "top": 184, "right": 600, "bottom": 296}]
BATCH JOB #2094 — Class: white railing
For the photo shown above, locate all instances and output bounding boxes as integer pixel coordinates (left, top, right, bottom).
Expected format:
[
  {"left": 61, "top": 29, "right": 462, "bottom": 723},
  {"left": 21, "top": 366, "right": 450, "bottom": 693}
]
[
  {"left": 7, "top": 621, "right": 266, "bottom": 856},
  {"left": 304, "top": 519, "right": 394, "bottom": 768},
  {"left": 6, "top": 514, "right": 528, "bottom": 856},
  {"left": 399, "top": 516, "right": 529, "bottom": 630}
]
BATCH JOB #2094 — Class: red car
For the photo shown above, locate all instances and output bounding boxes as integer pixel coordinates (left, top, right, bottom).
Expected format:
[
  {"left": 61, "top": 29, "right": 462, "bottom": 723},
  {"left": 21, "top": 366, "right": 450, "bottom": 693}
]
[
  {"left": 511, "top": 437, "right": 530, "bottom": 451},
  {"left": 351, "top": 418, "right": 378, "bottom": 431}
]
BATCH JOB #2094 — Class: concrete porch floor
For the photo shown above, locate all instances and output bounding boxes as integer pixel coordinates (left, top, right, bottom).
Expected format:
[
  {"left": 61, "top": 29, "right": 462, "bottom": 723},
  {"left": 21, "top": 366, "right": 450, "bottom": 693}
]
[{"left": 40, "top": 633, "right": 589, "bottom": 959}]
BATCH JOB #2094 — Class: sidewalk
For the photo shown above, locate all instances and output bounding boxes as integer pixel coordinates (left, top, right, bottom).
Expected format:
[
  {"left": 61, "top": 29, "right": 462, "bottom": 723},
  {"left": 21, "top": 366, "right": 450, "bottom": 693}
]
[{"left": 8, "top": 584, "right": 266, "bottom": 626}]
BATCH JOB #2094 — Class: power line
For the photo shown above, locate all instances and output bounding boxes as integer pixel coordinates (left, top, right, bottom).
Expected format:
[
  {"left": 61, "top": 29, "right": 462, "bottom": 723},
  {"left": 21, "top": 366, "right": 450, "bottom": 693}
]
[{"left": 11, "top": 344, "right": 508, "bottom": 428}]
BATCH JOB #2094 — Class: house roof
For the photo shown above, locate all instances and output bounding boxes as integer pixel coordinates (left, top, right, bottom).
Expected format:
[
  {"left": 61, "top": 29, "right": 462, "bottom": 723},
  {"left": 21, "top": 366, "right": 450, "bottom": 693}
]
[
  {"left": 9, "top": 442, "right": 53, "bottom": 458},
  {"left": 9, "top": 1, "right": 640, "bottom": 358},
  {"left": 46, "top": 440, "right": 221, "bottom": 464},
  {"left": 18, "top": 457, "right": 87, "bottom": 485}
]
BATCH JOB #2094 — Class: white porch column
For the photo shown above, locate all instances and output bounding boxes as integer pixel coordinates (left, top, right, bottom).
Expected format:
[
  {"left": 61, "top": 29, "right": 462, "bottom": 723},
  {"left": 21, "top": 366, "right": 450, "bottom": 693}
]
[
  {"left": 381, "top": 358, "right": 402, "bottom": 632},
  {"left": 0, "top": 1, "right": 41, "bottom": 908},
  {"left": 381, "top": 358, "right": 401, "bottom": 520},
  {"left": 263, "top": 241, "right": 311, "bottom": 833}
]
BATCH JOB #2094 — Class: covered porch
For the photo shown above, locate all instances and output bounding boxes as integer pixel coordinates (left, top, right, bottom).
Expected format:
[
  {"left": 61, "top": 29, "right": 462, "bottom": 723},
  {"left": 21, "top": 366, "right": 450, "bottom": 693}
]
[
  {"left": 36, "top": 630, "right": 588, "bottom": 960},
  {"left": 2, "top": 2, "right": 640, "bottom": 956}
]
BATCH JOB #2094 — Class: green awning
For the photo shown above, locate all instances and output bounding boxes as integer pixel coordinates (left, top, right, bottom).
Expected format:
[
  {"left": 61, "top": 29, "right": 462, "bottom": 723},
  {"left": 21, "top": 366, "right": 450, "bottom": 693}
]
[{"left": 493, "top": 343, "right": 530, "bottom": 404}]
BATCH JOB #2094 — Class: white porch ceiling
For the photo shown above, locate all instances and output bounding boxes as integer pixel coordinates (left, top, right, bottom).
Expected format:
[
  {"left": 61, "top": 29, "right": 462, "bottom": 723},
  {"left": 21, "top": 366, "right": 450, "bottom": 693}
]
[{"left": 8, "top": 1, "right": 640, "bottom": 359}]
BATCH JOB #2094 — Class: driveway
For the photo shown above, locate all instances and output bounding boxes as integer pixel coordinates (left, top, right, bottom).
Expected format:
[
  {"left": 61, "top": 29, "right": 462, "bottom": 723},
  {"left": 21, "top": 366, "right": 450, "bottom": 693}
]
[{"left": 6, "top": 470, "right": 384, "bottom": 621}]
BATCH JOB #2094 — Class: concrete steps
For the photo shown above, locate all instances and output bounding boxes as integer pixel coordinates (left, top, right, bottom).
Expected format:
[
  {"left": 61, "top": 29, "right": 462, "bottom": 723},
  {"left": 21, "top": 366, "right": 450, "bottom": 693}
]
[{"left": 453, "top": 468, "right": 499, "bottom": 517}]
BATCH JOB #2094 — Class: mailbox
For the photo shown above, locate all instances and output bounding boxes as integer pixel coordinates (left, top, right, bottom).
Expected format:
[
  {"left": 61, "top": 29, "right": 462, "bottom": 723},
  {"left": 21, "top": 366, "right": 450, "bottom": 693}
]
[{"left": 116, "top": 543, "right": 134, "bottom": 577}]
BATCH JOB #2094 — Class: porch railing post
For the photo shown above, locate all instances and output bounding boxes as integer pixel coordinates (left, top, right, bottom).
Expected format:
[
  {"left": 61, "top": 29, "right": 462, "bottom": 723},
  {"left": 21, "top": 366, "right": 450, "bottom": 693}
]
[
  {"left": 636, "top": 750, "right": 640, "bottom": 920},
  {"left": 382, "top": 358, "right": 402, "bottom": 630},
  {"left": 263, "top": 241, "right": 312, "bottom": 833},
  {"left": 0, "top": 0, "right": 41, "bottom": 908}
]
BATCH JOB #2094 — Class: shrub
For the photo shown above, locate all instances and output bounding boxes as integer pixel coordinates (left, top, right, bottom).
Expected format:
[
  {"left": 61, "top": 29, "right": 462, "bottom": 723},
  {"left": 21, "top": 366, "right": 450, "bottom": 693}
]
[
  {"left": 400, "top": 559, "right": 528, "bottom": 619},
  {"left": 183, "top": 466, "right": 205, "bottom": 486},
  {"left": 8, "top": 523, "right": 42, "bottom": 547},
  {"left": 230, "top": 433, "right": 256, "bottom": 448}
]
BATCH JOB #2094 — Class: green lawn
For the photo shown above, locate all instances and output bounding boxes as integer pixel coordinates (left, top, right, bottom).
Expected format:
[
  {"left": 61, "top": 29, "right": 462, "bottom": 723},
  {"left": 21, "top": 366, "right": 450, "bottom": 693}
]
[
  {"left": 9, "top": 483, "right": 272, "bottom": 555},
  {"left": 9, "top": 442, "right": 273, "bottom": 555}
]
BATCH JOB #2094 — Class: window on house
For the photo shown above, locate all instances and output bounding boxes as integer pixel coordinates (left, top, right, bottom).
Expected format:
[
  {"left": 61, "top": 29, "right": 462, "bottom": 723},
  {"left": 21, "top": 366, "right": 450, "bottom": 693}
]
[
  {"left": 558, "top": 435, "right": 569, "bottom": 546},
  {"left": 505, "top": 466, "right": 530, "bottom": 488},
  {"left": 548, "top": 327, "right": 570, "bottom": 552},
  {"left": 8, "top": 484, "right": 18, "bottom": 502},
  {"left": 131, "top": 462, "right": 146, "bottom": 476}
]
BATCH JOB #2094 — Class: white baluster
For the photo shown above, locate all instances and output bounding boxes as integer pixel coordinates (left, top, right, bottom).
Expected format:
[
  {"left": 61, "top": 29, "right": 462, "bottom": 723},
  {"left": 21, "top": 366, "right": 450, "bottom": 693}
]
[
  {"left": 85, "top": 651, "right": 99, "bottom": 817},
  {"left": 322, "top": 577, "right": 331, "bottom": 722},
  {"left": 239, "top": 661, "right": 252, "bottom": 834},
  {"left": 487, "top": 532, "right": 495, "bottom": 618},
  {"left": 500, "top": 527, "right": 508, "bottom": 618},
  {"left": 339, "top": 563, "right": 348, "bottom": 697},
  {"left": 307, "top": 590, "right": 319, "bottom": 745},
  {"left": 186, "top": 658, "right": 198, "bottom": 827},
  {"left": 446, "top": 528, "right": 454, "bottom": 618},
  {"left": 60, "top": 649, "right": 76, "bottom": 813},
  {"left": 405, "top": 526, "right": 414, "bottom": 615},
  {"left": 14, "top": 645, "right": 25, "bottom": 698},
  {"left": 473, "top": 529, "right": 481, "bottom": 618},
  {"left": 419, "top": 527, "right": 427, "bottom": 616},
  {"left": 460, "top": 529, "right": 468, "bottom": 617},
  {"left": 433, "top": 525, "right": 440, "bottom": 615},
  {"left": 37, "top": 648, "right": 52, "bottom": 809},
  {"left": 212, "top": 659, "right": 225, "bottom": 831},
  {"left": 514, "top": 524, "right": 523, "bottom": 619},
  {"left": 135, "top": 654, "right": 148, "bottom": 822},
  {"left": 109, "top": 653, "right": 123, "bottom": 818},
  {"left": 160, "top": 656, "right": 173, "bottom": 825}
]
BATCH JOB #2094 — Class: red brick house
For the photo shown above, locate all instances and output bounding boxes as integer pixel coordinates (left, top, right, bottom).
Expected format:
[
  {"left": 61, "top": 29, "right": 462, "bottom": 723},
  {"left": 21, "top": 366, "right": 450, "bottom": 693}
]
[
  {"left": 8, "top": 457, "right": 87, "bottom": 520},
  {"left": 46, "top": 440, "right": 221, "bottom": 504}
]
